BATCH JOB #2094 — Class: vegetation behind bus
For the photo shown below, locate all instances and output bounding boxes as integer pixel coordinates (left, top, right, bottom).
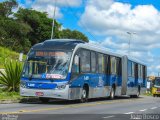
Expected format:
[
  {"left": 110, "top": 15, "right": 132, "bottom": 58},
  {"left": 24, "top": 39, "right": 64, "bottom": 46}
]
[{"left": 0, "top": 0, "right": 89, "bottom": 54}]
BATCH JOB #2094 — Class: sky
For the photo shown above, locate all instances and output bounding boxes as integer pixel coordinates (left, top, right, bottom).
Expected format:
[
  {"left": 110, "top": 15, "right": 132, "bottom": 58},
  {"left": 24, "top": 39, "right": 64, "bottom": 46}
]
[{"left": 1, "top": 0, "right": 160, "bottom": 76}]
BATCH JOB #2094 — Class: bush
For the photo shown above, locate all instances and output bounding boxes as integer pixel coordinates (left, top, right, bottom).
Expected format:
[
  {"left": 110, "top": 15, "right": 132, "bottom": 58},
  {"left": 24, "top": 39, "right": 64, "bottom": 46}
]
[{"left": 0, "top": 60, "right": 23, "bottom": 92}]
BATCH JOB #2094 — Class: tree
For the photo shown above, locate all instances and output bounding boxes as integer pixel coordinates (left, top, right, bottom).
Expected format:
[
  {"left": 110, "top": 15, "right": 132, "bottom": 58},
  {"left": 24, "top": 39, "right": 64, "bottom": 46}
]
[
  {"left": 0, "top": 18, "right": 32, "bottom": 52},
  {"left": 15, "top": 8, "right": 61, "bottom": 46},
  {"left": 0, "top": 0, "right": 18, "bottom": 18},
  {"left": 0, "top": 0, "right": 89, "bottom": 54},
  {"left": 60, "top": 29, "right": 89, "bottom": 42}
]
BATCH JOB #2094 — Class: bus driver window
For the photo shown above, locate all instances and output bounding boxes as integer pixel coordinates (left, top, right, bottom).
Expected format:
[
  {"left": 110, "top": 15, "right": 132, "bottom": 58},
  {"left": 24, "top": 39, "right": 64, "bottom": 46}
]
[{"left": 72, "top": 55, "right": 80, "bottom": 74}]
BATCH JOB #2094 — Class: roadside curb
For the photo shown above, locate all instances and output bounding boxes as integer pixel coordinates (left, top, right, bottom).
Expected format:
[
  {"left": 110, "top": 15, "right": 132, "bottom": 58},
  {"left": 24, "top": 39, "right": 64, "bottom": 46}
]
[
  {"left": 0, "top": 97, "right": 39, "bottom": 104},
  {"left": 0, "top": 100, "right": 20, "bottom": 104}
]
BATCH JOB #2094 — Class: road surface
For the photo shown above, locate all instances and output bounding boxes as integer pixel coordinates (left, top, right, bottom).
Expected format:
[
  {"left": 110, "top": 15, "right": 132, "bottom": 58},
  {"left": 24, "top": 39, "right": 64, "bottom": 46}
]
[{"left": 0, "top": 95, "right": 160, "bottom": 120}]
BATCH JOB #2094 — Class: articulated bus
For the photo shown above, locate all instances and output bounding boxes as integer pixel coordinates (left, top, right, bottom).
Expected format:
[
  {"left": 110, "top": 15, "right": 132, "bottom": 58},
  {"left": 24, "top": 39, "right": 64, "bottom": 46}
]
[{"left": 20, "top": 39, "right": 147, "bottom": 102}]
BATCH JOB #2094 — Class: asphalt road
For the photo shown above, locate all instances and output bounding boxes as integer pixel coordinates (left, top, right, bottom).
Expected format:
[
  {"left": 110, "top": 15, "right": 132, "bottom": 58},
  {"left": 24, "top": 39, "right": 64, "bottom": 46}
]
[{"left": 0, "top": 95, "right": 160, "bottom": 120}]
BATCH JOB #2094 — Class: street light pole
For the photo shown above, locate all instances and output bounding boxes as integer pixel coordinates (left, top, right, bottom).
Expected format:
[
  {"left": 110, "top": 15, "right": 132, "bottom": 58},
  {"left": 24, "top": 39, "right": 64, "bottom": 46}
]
[
  {"left": 51, "top": 0, "right": 57, "bottom": 40},
  {"left": 126, "top": 32, "right": 136, "bottom": 56}
]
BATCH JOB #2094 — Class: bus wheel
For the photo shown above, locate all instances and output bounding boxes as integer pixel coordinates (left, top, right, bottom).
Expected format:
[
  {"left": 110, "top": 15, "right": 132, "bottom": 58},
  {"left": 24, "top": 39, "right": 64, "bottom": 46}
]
[
  {"left": 39, "top": 97, "right": 50, "bottom": 103},
  {"left": 80, "top": 87, "right": 88, "bottom": 103},
  {"left": 110, "top": 87, "right": 115, "bottom": 99}
]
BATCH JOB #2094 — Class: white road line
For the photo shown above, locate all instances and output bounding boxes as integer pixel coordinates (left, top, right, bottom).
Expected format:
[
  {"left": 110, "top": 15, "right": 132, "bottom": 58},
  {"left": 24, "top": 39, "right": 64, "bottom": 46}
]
[
  {"left": 151, "top": 107, "right": 157, "bottom": 110},
  {"left": 139, "top": 109, "right": 147, "bottom": 112},
  {"left": 124, "top": 112, "right": 135, "bottom": 114},
  {"left": 103, "top": 116, "right": 115, "bottom": 119}
]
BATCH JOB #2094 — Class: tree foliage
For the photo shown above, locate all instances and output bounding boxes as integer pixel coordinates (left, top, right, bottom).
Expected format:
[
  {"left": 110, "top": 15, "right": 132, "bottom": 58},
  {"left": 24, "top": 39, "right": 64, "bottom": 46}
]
[
  {"left": 0, "top": 0, "right": 89, "bottom": 53},
  {"left": 0, "top": 0, "right": 18, "bottom": 18},
  {"left": 61, "top": 29, "right": 89, "bottom": 42}
]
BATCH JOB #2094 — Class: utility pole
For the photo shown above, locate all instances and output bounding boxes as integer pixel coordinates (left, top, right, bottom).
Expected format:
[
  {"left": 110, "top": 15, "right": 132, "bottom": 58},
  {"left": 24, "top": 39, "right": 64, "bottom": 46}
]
[
  {"left": 51, "top": 0, "right": 57, "bottom": 40},
  {"left": 126, "top": 32, "right": 136, "bottom": 56}
]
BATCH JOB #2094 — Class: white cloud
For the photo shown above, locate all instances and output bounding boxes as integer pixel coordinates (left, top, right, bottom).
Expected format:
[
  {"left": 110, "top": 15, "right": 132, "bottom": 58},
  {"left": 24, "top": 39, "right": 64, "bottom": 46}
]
[
  {"left": 79, "top": 0, "right": 160, "bottom": 46},
  {"left": 31, "top": 0, "right": 82, "bottom": 18},
  {"left": 32, "top": 4, "right": 63, "bottom": 18},
  {"left": 79, "top": 0, "right": 160, "bottom": 75},
  {"left": 33, "top": 0, "right": 82, "bottom": 7}
]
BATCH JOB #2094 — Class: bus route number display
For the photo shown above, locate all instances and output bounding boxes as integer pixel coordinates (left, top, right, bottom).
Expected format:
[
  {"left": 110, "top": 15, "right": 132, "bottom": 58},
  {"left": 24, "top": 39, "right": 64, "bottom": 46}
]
[{"left": 35, "top": 51, "right": 65, "bottom": 57}]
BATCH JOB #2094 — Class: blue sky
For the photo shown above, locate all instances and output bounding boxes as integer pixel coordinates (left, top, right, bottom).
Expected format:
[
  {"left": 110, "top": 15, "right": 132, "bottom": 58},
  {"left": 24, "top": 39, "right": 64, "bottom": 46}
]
[{"left": 1, "top": 0, "right": 160, "bottom": 75}]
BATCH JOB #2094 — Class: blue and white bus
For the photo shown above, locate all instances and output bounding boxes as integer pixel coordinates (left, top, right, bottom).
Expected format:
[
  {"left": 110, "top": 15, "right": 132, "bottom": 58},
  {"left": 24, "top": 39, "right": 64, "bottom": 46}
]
[{"left": 20, "top": 39, "right": 147, "bottom": 102}]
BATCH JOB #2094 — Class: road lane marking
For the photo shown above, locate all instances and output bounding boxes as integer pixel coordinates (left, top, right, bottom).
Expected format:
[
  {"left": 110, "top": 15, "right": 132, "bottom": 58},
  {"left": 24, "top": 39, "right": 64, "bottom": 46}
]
[
  {"left": 139, "top": 109, "right": 147, "bottom": 112},
  {"left": 151, "top": 107, "right": 157, "bottom": 110},
  {"left": 0, "top": 98, "right": 144, "bottom": 114},
  {"left": 103, "top": 115, "right": 115, "bottom": 119},
  {"left": 124, "top": 112, "right": 135, "bottom": 114}
]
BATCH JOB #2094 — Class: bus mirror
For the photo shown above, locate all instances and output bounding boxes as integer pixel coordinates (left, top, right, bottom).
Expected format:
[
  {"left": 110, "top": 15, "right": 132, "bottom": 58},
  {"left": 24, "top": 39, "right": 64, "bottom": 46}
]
[{"left": 74, "top": 55, "right": 79, "bottom": 65}]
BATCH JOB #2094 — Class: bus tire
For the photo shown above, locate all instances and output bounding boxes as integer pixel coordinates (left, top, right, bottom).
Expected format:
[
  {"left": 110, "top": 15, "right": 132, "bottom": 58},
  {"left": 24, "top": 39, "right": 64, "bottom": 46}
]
[
  {"left": 39, "top": 97, "right": 50, "bottom": 103},
  {"left": 80, "top": 87, "right": 88, "bottom": 103},
  {"left": 110, "top": 86, "right": 115, "bottom": 99}
]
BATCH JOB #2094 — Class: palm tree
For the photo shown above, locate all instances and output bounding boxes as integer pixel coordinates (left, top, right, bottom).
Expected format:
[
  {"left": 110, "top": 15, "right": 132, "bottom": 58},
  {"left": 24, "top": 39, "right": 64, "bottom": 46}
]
[{"left": 0, "top": 60, "right": 22, "bottom": 92}]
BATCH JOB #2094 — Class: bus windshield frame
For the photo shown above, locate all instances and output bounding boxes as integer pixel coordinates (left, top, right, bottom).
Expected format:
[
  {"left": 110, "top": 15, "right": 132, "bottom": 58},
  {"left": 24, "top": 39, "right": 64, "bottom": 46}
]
[{"left": 22, "top": 50, "right": 72, "bottom": 80}]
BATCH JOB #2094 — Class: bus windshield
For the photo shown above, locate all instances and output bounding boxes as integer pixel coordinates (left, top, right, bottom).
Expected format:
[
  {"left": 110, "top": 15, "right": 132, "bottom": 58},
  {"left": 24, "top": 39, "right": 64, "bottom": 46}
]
[
  {"left": 22, "top": 50, "right": 72, "bottom": 80},
  {"left": 155, "top": 78, "right": 160, "bottom": 86}
]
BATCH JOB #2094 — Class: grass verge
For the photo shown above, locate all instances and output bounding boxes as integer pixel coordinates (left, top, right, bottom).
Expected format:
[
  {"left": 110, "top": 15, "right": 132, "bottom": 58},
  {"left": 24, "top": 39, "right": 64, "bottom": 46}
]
[{"left": 0, "top": 89, "right": 22, "bottom": 101}]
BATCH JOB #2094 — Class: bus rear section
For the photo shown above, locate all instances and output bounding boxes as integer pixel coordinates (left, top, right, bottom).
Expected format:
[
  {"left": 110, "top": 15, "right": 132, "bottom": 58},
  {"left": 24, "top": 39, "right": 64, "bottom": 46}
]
[{"left": 125, "top": 57, "right": 147, "bottom": 97}]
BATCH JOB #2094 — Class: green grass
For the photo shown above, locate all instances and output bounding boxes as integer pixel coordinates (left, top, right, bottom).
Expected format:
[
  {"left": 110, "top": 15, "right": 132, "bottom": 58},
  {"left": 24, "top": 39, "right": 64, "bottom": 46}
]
[
  {"left": 143, "top": 92, "right": 152, "bottom": 96},
  {"left": 0, "top": 88, "right": 22, "bottom": 101},
  {"left": 0, "top": 46, "right": 26, "bottom": 68}
]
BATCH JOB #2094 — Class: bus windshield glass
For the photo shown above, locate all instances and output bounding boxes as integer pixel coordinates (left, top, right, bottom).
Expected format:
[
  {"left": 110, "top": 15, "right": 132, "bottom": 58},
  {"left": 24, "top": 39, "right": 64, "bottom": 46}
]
[
  {"left": 155, "top": 78, "right": 160, "bottom": 86},
  {"left": 22, "top": 50, "right": 72, "bottom": 80}
]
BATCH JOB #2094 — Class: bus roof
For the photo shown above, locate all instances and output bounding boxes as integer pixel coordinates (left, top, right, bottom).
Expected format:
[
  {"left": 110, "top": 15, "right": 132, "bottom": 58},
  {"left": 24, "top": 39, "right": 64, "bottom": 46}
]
[
  {"left": 31, "top": 39, "right": 146, "bottom": 66},
  {"left": 31, "top": 39, "right": 85, "bottom": 51},
  {"left": 75, "top": 43, "right": 146, "bottom": 66}
]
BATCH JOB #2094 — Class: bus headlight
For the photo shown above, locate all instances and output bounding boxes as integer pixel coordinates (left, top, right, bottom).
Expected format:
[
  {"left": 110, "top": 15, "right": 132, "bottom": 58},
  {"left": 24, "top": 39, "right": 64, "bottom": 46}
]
[
  {"left": 56, "top": 84, "right": 66, "bottom": 90},
  {"left": 20, "top": 81, "right": 26, "bottom": 88}
]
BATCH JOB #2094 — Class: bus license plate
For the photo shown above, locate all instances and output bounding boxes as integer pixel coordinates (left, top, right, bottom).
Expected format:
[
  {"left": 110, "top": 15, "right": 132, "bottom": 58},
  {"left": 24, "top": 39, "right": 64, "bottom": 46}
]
[{"left": 35, "top": 92, "right": 44, "bottom": 96}]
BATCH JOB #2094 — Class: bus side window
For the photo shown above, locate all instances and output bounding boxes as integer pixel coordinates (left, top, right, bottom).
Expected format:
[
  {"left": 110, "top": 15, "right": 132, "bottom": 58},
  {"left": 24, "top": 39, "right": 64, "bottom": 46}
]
[
  {"left": 143, "top": 65, "right": 146, "bottom": 86},
  {"left": 128, "top": 60, "right": 132, "bottom": 77},
  {"left": 141, "top": 65, "right": 143, "bottom": 79},
  {"left": 80, "top": 49, "right": 91, "bottom": 73},
  {"left": 143, "top": 66, "right": 146, "bottom": 79},
  {"left": 110, "top": 56, "right": 116, "bottom": 75},
  {"left": 116, "top": 58, "right": 121, "bottom": 76},
  {"left": 138, "top": 64, "right": 142, "bottom": 79},
  {"left": 104, "top": 55, "right": 109, "bottom": 74},
  {"left": 132, "top": 62, "right": 135, "bottom": 77},
  {"left": 98, "top": 53, "right": 105, "bottom": 73},
  {"left": 91, "top": 52, "right": 96, "bottom": 73},
  {"left": 135, "top": 63, "right": 138, "bottom": 78},
  {"left": 71, "top": 53, "right": 80, "bottom": 79}
]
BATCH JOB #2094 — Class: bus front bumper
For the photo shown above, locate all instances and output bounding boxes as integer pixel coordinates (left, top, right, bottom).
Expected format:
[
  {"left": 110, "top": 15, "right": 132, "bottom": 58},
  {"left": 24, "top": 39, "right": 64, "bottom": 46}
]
[{"left": 20, "top": 85, "right": 70, "bottom": 100}]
